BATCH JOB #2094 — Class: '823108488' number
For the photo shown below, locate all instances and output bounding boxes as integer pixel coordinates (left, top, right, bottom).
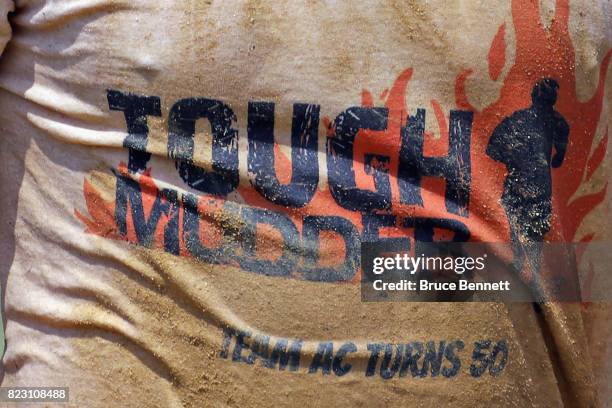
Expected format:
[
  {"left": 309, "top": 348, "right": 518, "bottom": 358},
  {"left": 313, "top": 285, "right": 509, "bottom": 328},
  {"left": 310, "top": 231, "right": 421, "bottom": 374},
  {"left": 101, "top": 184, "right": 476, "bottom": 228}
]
[{"left": 0, "top": 387, "right": 69, "bottom": 402}]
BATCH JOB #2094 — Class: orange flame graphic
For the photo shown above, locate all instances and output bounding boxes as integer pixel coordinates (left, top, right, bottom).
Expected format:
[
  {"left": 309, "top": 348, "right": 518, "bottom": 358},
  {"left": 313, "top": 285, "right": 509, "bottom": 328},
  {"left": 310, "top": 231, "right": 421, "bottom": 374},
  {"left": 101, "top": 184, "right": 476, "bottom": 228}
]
[{"left": 76, "top": 0, "right": 610, "bottom": 287}]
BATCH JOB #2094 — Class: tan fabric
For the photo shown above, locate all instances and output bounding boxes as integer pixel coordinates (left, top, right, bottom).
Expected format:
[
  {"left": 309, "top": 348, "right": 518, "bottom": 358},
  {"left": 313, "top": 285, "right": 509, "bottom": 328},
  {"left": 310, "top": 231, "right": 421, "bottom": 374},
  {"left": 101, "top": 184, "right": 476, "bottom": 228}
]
[{"left": 0, "top": 1, "right": 609, "bottom": 407}]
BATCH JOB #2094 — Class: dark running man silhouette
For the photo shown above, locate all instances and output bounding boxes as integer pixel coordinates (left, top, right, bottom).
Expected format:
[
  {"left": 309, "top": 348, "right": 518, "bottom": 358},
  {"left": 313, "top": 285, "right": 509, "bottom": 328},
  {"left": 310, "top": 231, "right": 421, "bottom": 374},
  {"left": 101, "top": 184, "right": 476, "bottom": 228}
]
[{"left": 486, "top": 78, "right": 569, "bottom": 277}]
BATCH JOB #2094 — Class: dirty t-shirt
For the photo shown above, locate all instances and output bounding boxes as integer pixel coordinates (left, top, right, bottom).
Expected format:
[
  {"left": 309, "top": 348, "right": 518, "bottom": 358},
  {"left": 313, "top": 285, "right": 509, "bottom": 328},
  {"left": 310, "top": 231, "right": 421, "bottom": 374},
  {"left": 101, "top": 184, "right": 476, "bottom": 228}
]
[{"left": 0, "top": 1, "right": 610, "bottom": 407}]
